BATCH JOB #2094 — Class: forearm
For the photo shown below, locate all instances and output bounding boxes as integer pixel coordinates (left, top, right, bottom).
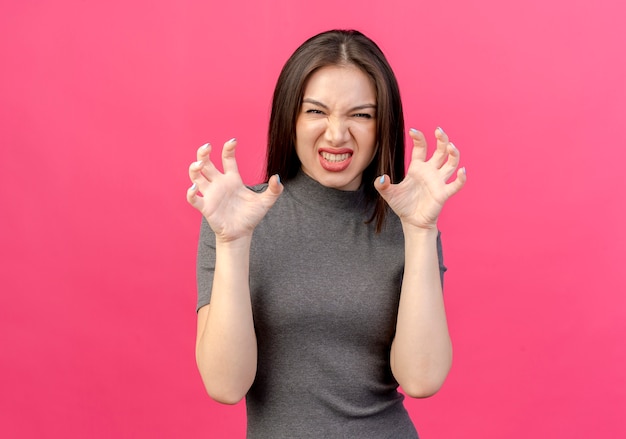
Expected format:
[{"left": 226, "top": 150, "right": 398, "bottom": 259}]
[
  {"left": 390, "top": 226, "right": 452, "bottom": 398},
  {"left": 196, "top": 236, "right": 257, "bottom": 404}
]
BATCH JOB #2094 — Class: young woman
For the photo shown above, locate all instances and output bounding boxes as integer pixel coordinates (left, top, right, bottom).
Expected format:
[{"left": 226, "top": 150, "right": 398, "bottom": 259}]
[{"left": 187, "top": 29, "right": 466, "bottom": 438}]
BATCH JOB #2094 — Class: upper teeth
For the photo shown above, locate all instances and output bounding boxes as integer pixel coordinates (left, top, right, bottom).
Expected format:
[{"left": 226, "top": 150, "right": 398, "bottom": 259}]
[{"left": 321, "top": 152, "right": 350, "bottom": 162}]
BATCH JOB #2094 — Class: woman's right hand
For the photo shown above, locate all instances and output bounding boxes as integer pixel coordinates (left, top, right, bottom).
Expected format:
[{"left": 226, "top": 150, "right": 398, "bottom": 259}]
[{"left": 187, "top": 138, "right": 283, "bottom": 243}]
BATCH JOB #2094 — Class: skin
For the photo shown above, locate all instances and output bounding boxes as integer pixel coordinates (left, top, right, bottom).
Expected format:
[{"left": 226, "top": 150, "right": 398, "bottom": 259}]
[
  {"left": 378, "top": 128, "right": 466, "bottom": 396},
  {"left": 187, "top": 66, "right": 466, "bottom": 403},
  {"left": 295, "top": 65, "right": 377, "bottom": 191}
]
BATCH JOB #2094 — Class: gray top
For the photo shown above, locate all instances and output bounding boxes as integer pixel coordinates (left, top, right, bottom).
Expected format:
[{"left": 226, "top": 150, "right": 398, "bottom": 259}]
[{"left": 197, "top": 171, "right": 446, "bottom": 439}]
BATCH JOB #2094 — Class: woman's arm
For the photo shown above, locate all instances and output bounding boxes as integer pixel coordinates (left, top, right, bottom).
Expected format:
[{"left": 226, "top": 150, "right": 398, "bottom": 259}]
[
  {"left": 375, "top": 127, "right": 466, "bottom": 397},
  {"left": 390, "top": 226, "right": 451, "bottom": 397},
  {"left": 188, "top": 139, "right": 282, "bottom": 404},
  {"left": 195, "top": 237, "right": 256, "bottom": 404}
]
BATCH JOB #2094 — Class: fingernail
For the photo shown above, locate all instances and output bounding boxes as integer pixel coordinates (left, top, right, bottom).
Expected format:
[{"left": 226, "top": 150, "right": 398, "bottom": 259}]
[
  {"left": 201, "top": 143, "right": 210, "bottom": 149},
  {"left": 461, "top": 167, "right": 466, "bottom": 174},
  {"left": 379, "top": 175, "right": 385, "bottom": 184},
  {"left": 410, "top": 128, "right": 418, "bottom": 133},
  {"left": 438, "top": 127, "right": 445, "bottom": 135},
  {"left": 190, "top": 183, "right": 197, "bottom": 191},
  {"left": 229, "top": 138, "right": 236, "bottom": 143},
  {"left": 196, "top": 160, "right": 203, "bottom": 167},
  {"left": 275, "top": 174, "right": 281, "bottom": 184},
  {"left": 450, "top": 142, "right": 457, "bottom": 151}
]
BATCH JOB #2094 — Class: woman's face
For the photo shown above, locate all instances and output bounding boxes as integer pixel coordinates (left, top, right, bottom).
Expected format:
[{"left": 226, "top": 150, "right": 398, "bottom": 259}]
[{"left": 295, "top": 64, "right": 377, "bottom": 191}]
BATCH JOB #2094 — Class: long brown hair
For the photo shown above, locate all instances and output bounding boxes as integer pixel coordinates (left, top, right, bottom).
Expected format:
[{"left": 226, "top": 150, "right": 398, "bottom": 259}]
[{"left": 265, "top": 29, "right": 405, "bottom": 232}]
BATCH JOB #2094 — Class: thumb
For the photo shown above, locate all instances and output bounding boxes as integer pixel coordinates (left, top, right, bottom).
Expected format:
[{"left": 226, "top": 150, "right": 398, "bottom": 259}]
[
  {"left": 262, "top": 174, "right": 284, "bottom": 204},
  {"left": 374, "top": 174, "right": 391, "bottom": 198},
  {"left": 374, "top": 174, "right": 395, "bottom": 205}
]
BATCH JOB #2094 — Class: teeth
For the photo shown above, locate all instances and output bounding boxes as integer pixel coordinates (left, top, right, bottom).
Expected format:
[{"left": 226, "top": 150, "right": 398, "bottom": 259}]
[{"left": 321, "top": 152, "right": 350, "bottom": 162}]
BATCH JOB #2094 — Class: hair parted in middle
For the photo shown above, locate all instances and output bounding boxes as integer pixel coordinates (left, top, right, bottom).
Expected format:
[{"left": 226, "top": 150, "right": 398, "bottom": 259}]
[{"left": 265, "top": 29, "right": 406, "bottom": 233}]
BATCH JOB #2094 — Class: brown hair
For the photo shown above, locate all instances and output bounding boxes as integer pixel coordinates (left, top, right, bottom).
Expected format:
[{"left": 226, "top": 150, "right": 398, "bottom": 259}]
[{"left": 265, "top": 29, "right": 405, "bottom": 232}]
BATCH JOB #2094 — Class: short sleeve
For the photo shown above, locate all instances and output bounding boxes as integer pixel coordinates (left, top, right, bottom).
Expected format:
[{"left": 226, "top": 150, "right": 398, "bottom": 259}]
[
  {"left": 437, "top": 232, "right": 448, "bottom": 290},
  {"left": 195, "top": 183, "right": 268, "bottom": 312},
  {"left": 437, "top": 231, "right": 448, "bottom": 290},
  {"left": 196, "top": 217, "right": 216, "bottom": 312}
]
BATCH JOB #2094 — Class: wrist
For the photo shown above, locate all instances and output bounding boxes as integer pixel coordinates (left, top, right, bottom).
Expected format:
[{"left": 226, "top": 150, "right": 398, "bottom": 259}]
[
  {"left": 401, "top": 222, "right": 439, "bottom": 239},
  {"left": 215, "top": 234, "right": 253, "bottom": 250},
  {"left": 401, "top": 221, "right": 439, "bottom": 236}
]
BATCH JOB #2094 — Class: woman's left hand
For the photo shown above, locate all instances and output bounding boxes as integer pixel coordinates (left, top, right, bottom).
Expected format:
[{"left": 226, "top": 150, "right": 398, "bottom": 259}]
[{"left": 375, "top": 127, "right": 466, "bottom": 230}]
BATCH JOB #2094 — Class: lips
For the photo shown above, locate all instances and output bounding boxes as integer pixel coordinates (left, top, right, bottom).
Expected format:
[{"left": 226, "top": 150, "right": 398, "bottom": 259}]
[{"left": 318, "top": 148, "right": 353, "bottom": 172}]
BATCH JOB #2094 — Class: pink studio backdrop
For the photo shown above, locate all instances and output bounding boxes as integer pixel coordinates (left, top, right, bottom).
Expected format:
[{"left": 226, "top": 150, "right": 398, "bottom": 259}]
[{"left": 1, "top": 0, "right": 624, "bottom": 438}]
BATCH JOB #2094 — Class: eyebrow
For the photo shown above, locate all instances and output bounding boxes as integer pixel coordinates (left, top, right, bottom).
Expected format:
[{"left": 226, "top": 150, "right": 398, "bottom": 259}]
[{"left": 302, "top": 98, "right": 377, "bottom": 112}]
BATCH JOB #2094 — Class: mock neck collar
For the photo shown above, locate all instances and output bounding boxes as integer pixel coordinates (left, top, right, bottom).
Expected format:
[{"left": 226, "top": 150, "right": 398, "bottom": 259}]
[{"left": 283, "top": 170, "right": 369, "bottom": 213}]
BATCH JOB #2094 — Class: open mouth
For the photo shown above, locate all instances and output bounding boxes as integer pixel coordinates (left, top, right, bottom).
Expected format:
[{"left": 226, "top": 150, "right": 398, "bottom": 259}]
[
  {"left": 318, "top": 149, "right": 353, "bottom": 172},
  {"left": 320, "top": 151, "right": 351, "bottom": 162}
]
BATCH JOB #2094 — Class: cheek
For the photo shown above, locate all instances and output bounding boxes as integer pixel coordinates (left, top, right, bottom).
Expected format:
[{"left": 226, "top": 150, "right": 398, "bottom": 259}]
[
  {"left": 363, "top": 129, "right": 378, "bottom": 162},
  {"left": 354, "top": 125, "right": 377, "bottom": 149},
  {"left": 296, "top": 121, "right": 323, "bottom": 145},
  {"left": 294, "top": 125, "right": 316, "bottom": 160}
]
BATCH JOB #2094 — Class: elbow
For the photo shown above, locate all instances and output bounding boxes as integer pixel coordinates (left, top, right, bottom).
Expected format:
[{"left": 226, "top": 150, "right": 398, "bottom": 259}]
[
  {"left": 196, "top": 360, "right": 250, "bottom": 404},
  {"left": 196, "top": 363, "right": 252, "bottom": 405},
  {"left": 195, "top": 350, "right": 254, "bottom": 405},
  {"left": 204, "top": 386, "right": 246, "bottom": 405},
  {"left": 394, "top": 359, "right": 452, "bottom": 399},
  {"left": 400, "top": 377, "right": 446, "bottom": 399},
  {"left": 392, "top": 341, "right": 453, "bottom": 398},
  {"left": 198, "top": 370, "right": 249, "bottom": 404}
]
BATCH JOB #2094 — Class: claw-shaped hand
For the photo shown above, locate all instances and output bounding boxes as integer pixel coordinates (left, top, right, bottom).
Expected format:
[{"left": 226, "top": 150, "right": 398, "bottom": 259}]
[
  {"left": 186, "top": 138, "right": 283, "bottom": 242},
  {"left": 375, "top": 128, "right": 466, "bottom": 230}
]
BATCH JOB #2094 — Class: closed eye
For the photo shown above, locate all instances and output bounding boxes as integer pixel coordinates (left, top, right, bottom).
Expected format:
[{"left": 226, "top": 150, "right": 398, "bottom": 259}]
[
  {"left": 353, "top": 113, "right": 373, "bottom": 119},
  {"left": 306, "top": 109, "right": 325, "bottom": 115}
]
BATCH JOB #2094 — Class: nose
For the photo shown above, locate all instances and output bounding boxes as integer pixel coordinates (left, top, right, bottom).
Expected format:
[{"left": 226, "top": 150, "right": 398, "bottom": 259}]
[{"left": 324, "top": 116, "right": 350, "bottom": 146}]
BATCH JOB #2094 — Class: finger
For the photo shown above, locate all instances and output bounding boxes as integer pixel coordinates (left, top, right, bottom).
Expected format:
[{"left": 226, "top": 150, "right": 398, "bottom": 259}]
[
  {"left": 196, "top": 142, "right": 211, "bottom": 162},
  {"left": 186, "top": 182, "right": 203, "bottom": 209},
  {"left": 222, "top": 138, "right": 240, "bottom": 174},
  {"left": 190, "top": 143, "right": 219, "bottom": 181},
  {"left": 440, "top": 142, "right": 461, "bottom": 181},
  {"left": 189, "top": 157, "right": 218, "bottom": 183},
  {"left": 445, "top": 167, "right": 467, "bottom": 198},
  {"left": 432, "top": 127, "right": 450, "bottom": 168},
  {"left": 188, "top": 160, "right": 203, "bottom": 180},
  {"left": 409, "top": 128, "right": 427, "bottom": 162}
]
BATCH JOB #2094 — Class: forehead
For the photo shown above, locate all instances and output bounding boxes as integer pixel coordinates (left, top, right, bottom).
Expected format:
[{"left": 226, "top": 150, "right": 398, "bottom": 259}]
[{"left": 303, "top": 65, "right": 376, "bottom": 103}]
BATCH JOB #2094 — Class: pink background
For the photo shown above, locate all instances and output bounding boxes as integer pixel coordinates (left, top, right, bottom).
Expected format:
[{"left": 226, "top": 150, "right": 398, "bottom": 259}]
[{"left": 1, "top": 0, "right": 625, "bottom": 437}]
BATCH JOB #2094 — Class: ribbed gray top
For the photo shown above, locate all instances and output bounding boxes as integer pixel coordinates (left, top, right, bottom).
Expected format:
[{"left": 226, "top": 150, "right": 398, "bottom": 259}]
[{"left": 197, "top": 171, "right": 445, "bottom": 438}]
